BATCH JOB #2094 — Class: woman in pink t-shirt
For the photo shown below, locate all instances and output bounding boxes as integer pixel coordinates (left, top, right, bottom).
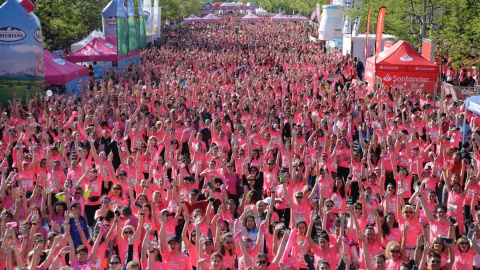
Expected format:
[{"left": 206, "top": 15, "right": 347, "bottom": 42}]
[
  {"left": 380, "top": 213, "right": 401, "bottom": 249},
  {"left": 236, "top": 219, "right": 266, "bottom": 270},
  {"left": 444, "top": 170, "right": 473, "bottom": 235},
  {"left": 215, "top": 232, "right": 235, "bottom": 270},
  {"left": 452, "top": 235, "right": 480, "bottom": 270},
  {"left": 384, "top": 231, "right": 408, "bottom": 270}
]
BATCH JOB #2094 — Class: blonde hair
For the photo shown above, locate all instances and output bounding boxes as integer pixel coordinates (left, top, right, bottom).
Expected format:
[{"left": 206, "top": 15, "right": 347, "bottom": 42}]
[{"left": 385, "top": 241, "right": 401, "bottom": 259}]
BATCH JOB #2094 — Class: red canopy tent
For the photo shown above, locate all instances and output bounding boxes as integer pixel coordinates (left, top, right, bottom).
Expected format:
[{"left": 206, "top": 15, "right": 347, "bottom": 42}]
[
  {"left": 44, "top": 50, "right": 88, "bottom": 85},
  {"left": 66, "top": 37, "right": 120, "bottom": 63},
  {"left": 365, "top": 40, "right": 439, "bottom": 93}
]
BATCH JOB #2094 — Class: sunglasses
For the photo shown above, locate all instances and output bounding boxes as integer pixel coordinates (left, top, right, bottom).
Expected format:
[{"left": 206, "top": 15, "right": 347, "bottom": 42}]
[
  {"left": 244, "top": 241, "right": 252, "bottom": 245},
  {"left": 325, "top": 204, "right": 333, "bottom": 207},
  {"left": 110, "top": 261, "right": 121, "bottom": 265},
  {"left": 256, "top": 260, "right": 267, "bottom": 265},
  {"left": 436, "top": 211, "right": 445, "bottom": 214},
  {"left": 390, "top": 249, "right": 400, "bottom": 254},
  {"left": 113, "top": 187, "right": 122, "bottom": 190},
  {"left": 123, "top": 231, "right": 134, "bottom": 235},
  {"left": 75, "top": 192, "right": 82, "bottom": 195},
  {"left": 296, "top": 196, "right": 303, "bottom": 199},
  {"left": 404, "top": 211, "right": 413, "bottom": 214},
  {"left": 459, "top": 242, "right": 469, "bottom": 245}
]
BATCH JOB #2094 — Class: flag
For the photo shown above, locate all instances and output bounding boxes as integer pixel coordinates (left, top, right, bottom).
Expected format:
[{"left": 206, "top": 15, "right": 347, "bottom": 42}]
[
  {"left": 138, "top": 0, "right": 147, "bottom": 48},
  {"left": 116, "top": 0, "right": 128, "bottom": 55},
  {"left": 127, "top": 0, "right": 138, "bottom": 51},
  {"left": 365, "top": 8, "right": 371, "bottom": 60},
  {"left": 143, "top": 0, "right": 153, "bottom": 36},
  {"left": 316, "top": 3, "right": 321, "bottom": 23},
  {"left": 375, "top": 7, "right": 386, "bottom": 59},
  {"left": 153, "top": 0, "right": 159, "bottom": 37}
]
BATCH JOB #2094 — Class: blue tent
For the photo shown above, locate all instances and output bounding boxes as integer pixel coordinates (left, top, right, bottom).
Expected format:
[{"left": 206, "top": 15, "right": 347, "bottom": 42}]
[
  {"left": 462, "top": 95, "right": 480, "bottom": 141},
  {"left": 465, "top": 96, "right": 480, "bottom": 116}
]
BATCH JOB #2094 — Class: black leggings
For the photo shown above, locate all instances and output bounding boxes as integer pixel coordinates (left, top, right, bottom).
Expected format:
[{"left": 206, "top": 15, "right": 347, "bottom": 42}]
[
  {"left": 84, "top": 204, "right": 101, "bottom": 227},
  {"left": 275, "top": 208, "right": 291, "bottom": 228},
  {"left": 336, "top": 166, "right": 350, "bottom": 183}
]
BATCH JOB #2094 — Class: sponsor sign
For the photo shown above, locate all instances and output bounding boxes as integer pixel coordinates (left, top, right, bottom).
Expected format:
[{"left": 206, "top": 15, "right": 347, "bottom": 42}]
[{"left": 0, "top": 27, "right": 26, "bottom": 42}]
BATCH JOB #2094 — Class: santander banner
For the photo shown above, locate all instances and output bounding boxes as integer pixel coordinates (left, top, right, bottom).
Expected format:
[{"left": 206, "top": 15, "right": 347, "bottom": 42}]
[{"left": 376, "top": 71, "right": 437, "bottom": 92}]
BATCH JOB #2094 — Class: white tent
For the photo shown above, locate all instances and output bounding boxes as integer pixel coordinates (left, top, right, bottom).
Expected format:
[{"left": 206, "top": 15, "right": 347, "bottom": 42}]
[
  {"left": 242, "top": 13, "right": 261, "bottom": 21},
  {"left": 202, "top": 13, "right": 221, "bottom": 22},
  {"left": 255, "top": 7, "right": 268, "bottom": 15},
  {"left": 183, "top": 14, "right": 202, "bottom": 23},
  {"left": 71, "top": 30, "right": 104, "bottom": 53}
]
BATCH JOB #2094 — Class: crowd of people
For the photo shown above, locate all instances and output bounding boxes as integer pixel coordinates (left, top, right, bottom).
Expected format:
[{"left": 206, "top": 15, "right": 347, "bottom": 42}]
[{"left": 2, "top": 14, "right": 480, "bottom": 270}]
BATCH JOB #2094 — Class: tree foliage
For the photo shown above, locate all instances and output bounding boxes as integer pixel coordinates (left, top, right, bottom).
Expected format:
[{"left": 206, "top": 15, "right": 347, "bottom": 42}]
[
  {"left": 351, "top": 0, "right": 480, "bottom": 68},
  {"left": 0, "top": 0, "right": 202, "bottom": 51},
  {"left": 255, "top": 0, "right": 480, "bottom": 68}
]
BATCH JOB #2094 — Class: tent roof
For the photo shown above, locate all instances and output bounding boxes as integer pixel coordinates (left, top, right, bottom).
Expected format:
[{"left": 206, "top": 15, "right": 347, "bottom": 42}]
[
  {"left": 183, "top": 14, "right": 202, "bottom": 23},
  {"left": 202, "top": 13, "right": 220, "bottom": 21},
  {"left": 44, "top": 50, "right": 88, "bottom": 85},
  {"left": 242, "top": 13, "right": 261, "bottom": 19},
  {"left": 71, "top": 30, "right": 104, "bottom": 53},
  {"left": 185, "top": 14, "right": 200, "bottom": 19},
  {"left": 291, "top": 13, "right": 308, "bottom": 21},
  {"left": 366, "top": 40, "right": 439, "bottom": 72},
  {"left": 466, "top": 96, "right": 480, "bottom": 116},
  {"left": 66, "top": 37, "right": 118, "bottom": 62},
  {"left": 220, "top": 2, "right": 242, "bottom": 6}
]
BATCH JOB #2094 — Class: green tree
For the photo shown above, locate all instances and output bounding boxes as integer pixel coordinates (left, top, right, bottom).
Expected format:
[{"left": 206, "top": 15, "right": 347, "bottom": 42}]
[{"left": 255, "top": 0, "right": 329, "bottom": 15}]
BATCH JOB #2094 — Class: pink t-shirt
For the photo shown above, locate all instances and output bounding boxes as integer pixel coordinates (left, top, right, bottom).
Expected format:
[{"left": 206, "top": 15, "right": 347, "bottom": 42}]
[
  {"left": 429, "top": 219, "right": 450, "bottom": 240},
  {"left": 453, "top": 249, "right": 475, "bottom": 270},
  {"left": 313, "top": 245, "right": 339, "bottom": 268},
  {"left": 161, "top": 250, "right": 193, "bottom": 270},
  {"left": 385, "top": 259, "right": 402, "bottom": 270}
]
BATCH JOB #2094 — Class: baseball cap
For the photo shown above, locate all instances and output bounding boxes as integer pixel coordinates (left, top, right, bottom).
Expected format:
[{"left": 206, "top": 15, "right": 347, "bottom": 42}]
[{"left": 167, "top": 236, "right": 181, "bottom": 243}]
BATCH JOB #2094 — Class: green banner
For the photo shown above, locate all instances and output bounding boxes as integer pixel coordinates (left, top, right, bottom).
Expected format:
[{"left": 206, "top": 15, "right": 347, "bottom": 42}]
[
  {"left": 138, "top": 0, "right": 147, "bottom": 49},
  {"left": 116, "top": 0, "right": 129, "bottom": 55},
  {"left": 127, "top": 0, "right": 139, "bottom": 52}
]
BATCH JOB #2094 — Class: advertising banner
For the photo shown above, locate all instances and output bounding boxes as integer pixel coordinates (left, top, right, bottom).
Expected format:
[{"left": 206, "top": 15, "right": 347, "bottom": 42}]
[
  {"left": 138, "top": 0, "right": 147, "bottom": 48},
  {"left": 365, "top": 8, "right": 370, "bottom": 60},
  {"left": 127, "top": 0, "right": 138, "bottom": 51},
  {"left": 102, "top": 0, "right": 117, "bottom": 38},
  {"left": 116, "top": 0, "right": 129, "bottom": 55},
  {"left": 153, "top": 0, "right": 159, "bottom": 37},
  {"left": 143, "top": 0, "right": 153, "bottom": 36},
  {"left": 374, "top": 7, "right": 386, "bottom": 59}
]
